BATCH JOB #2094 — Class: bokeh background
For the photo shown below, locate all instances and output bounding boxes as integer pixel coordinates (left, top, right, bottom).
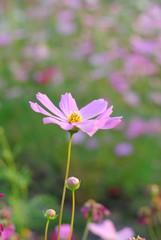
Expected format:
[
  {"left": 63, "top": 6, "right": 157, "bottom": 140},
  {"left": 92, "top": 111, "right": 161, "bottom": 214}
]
[{"left": 0, "top": 0, "right": 161, "bottom": 238}]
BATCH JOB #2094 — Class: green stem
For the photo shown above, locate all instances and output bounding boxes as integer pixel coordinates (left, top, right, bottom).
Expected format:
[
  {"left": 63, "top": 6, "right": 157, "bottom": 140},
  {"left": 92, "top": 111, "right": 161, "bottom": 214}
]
[
  {"left": 68, "top": 190, "right": 75, "bottom": 240},
  {"left": 44, "top": 219, "right": 50, "bottom": 240},
  {"left": 57, "top": 134, "right": 73, "bottom": 240},
  {"left": 82, "top": 217, "right": 91, "bottom": 240},
  {"left": 147, "top": 222, "right": 157, "bottom": 240}
]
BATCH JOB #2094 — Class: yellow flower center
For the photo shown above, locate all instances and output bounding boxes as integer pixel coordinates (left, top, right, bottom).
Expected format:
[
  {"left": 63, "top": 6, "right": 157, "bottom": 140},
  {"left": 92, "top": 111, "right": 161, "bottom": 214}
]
[{"left": 68, "top": 112, "right": 82, "bottom": 123}]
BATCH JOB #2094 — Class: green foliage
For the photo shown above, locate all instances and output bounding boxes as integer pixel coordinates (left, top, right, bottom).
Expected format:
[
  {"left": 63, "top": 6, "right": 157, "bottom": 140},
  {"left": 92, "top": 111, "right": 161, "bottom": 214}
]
[{"left": 0, "top": 2, "right": 161, "bottom": 237}]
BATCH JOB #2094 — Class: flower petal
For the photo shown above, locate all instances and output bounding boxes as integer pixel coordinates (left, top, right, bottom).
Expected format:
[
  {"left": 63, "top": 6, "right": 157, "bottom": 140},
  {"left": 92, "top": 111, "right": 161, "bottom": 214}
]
[
  {"left": 88, "top": 220, "right": 118, "bottom": 240},
  {"left": 118, "top": 227, "right": 134, "bottom": 240},
  {"left": 29, "top": 102, "right": 53, "bottom": 117},
  {"left": 59, "top": 93, "right": 79, "bottom": 116},
  {"left": 36, "top": 92, "right": 66, "bottom": 119},
  {"left": 74, "top": 120, "right": 99, "bottom": 137},
  {"left": 96, "top": 106, "right": 113, "bottom": 128},
  {"left": 101, "top": 116, "right": 122, "bottom": 129},
  {"left": 43, "top": 117, "right": 73, "bottom": 130},
  {"left": 80, "top": 99, "right": 107, "bottom": 120}
]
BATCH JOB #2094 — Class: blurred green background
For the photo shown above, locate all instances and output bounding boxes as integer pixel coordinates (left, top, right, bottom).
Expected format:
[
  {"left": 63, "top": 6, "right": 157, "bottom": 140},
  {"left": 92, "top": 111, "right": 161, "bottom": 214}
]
[{"left": 0, "top": 0, "right": 161, "bottom": 238}]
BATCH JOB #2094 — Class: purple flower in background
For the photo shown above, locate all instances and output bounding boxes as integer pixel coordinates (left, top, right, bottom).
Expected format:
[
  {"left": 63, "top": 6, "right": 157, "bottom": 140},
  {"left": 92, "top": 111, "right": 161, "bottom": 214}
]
[
  {"left": 114, "top": 142, "right": 133, "bottom": 156},
  {"left": 0, "top": 224, "right": 15, "bottom": 240},
  {"left": 130, "top": 36, "right": 156, "bottom": 55},
  {"left": 56, "top": 10, "right": 77, "bottom": 35},
  {"left": 51, "top": 224, "right": 75, "bottom": 240},
  {"left": 123, "top": 91, "right": 140, "bottom": 107},
  {"left": 81, "top": 199, "right": 110, "bottom": 222},
  {"left": 29, "top": 92, "right": 122, "bottom": 136},
  {"left": 109, "top": 72, "right": 129, "bottom": 93},
  {"left": 0, "top": 33, "right": 11, "bottom": 46},
  {"left": 126, "top": 118, "right": 161, "bottom": 139},
  {"left": 124, "top": 54, "right": 158, "bottom": 77},
  {"left": 0, "top": 193, "right": 4, "bottom": 198},
  {"left": 88, "top": 219, "right": 134, "bottom": 240}
]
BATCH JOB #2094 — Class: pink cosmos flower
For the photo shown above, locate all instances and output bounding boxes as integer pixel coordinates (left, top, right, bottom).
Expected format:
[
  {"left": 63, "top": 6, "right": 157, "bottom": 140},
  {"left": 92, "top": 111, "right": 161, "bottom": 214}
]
[
  {"left": 51, "top": 224, "right": 75, "bottom": 240},
  {"left": 29, "top": 92, "right": 122, "bottom": 136},
  {"left": 88, "top": 219, "right": 134, "bottom": 240},
  {"left": 114, "top": 142, "right": 133, "bottom": 156}
]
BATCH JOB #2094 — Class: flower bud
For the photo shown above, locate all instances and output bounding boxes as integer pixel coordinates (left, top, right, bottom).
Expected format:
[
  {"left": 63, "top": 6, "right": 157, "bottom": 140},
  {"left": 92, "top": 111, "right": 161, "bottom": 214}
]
[
  {"left": 44, "top": 209, "right": 56, "bottom": 220},
  {"left": 146, "top": 184, "right": 160, "bottom": 198},
  {"left": 66, "top": 177, "right": 80, "bottom": 191},
  {"left": 137, "top": 206, "right": 151, "bottom": 225}
]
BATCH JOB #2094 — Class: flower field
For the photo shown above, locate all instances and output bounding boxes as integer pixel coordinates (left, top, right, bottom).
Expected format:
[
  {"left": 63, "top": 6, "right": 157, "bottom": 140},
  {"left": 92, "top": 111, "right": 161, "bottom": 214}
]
[{"left": 0, "top": 0, "right": 161, "bottom": 239}]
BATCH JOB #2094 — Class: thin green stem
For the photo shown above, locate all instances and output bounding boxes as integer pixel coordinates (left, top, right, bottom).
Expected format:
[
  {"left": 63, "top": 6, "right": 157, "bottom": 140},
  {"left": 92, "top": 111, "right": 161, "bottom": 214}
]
[
  {"left": 82, "top": 217, "right": 91, "bottom": 240},
  {"left": 57, "top": 134, "right": 73, "bottom": 240},
  {"left": 68, "top": 190, "right": 75, "bottom": 240},
  {"left": 44, "top": 219, "right": 50, "bottom": 240},
  {"left": 147, "top": 222, "right": 157, "bottom": 240}
]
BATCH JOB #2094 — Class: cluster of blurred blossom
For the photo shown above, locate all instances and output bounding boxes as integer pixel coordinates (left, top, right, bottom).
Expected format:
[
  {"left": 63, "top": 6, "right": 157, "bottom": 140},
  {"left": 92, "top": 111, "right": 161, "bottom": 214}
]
[
  {"left": 0, "top": 192, "right": 146, "bottom": 240},
  {"left": 0, "top": 194, "right": 34, "bottom": 240},
  {"left": 1, "top": 0, "right": 161, "bottom": 239},
  {"left": 137, "top": 184, "right": 161, "bottom": 239}
]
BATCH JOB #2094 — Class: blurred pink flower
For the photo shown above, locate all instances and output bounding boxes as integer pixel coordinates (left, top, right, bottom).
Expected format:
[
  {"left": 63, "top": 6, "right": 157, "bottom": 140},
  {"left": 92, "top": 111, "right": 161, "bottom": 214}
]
[
  {"left": 109, "top": 72, "right": 129, "bottom": 93},
  {"left": 81, "top": 199, "right": 110, "bottom": 222},
  {"left": 63, "top": 0, "right": 81, "bottom": 9},
  {"left": 89, "top": 219, "right": 134, "bottom": 240},
  {"left": 30, "top": 92, "right": 122, "bottom": 136},
  {"left": 89, "top": 53, "right": 109, "bottom": 66},
  {"left": 123, "top": 91, "right": 140, "bottom": 107},
  {"left": 56, "top": 10, "right": 77, "bottom": 35},
  {"left": 34, "top": 67, "right": 59, "bottom": 84},
  {"left": 114, "top": 142, "right": 133, "bottom": 156},
  {"left": 131, "top": 36, "right": 156, "bottom": 55},
  {"left": 51, "top": 224, "right": 75, "bottom": 240},
  {"left": 72, "top": 40, "right": 93, "bottom": 60},
  {"left": 0, "top": 34, "right": 11, "bottom": 46},
  {"left": 133, "top": 4, "right": 161, "bottom": 34},
  {"left": 0, "top": 193, "right": 4, "bottom": 198},
  {"left": 124, "top": 54, "right": 158, "bottom": 77},
  {"left": 126, "top": 118, "right": 161, "bottom": 139},
  {"left": 148, "top": 92, "right": 161, "bottom": 105},
  {"left": 0, "top": 224, "right": 15, "bottom": 240}
]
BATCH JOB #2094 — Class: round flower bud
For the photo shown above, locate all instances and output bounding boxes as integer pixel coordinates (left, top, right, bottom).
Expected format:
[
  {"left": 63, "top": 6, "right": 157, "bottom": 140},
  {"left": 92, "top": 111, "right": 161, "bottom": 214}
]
[
  {"left": 146, "top": 184, "right": 160, "bottom": 198},
  {"left": 66, "top": 177, "right": 80, "bottom": 191},
  {"left": 44, "top": 209, "right": 56, "bottom": 220}
]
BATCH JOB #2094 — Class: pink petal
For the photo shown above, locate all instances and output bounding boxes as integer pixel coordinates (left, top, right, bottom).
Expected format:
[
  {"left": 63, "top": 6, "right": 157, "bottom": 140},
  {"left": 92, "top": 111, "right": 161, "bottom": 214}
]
[
  {"left": 59, "top": 93, "right": 79, "bottom": 116},
  {"left": 36, "top": 92, "right": 66, "bottom": 119},
  {"left": 118, "top": 227, "right": 134, "bottom": 240},
  {"left": 88, "top": 220, "right": 118, "bottom": 239},
  {"left": 96, "top": 106, "right": 113, "bottom": 128},
  {"left": 43, "top": 117, "right": 73, "bottom": 130},
  {"left": 101, "top": 117, "right": 122, "bottom": 129},
  {"left": 80, "top": 99, "right": 107, "bottom": 120},
  {"left": 74, "top": 120, "right": 99, "bottom": 137},
  {"left": 29, "top": 102, "right": 53, "bottom": 117}
]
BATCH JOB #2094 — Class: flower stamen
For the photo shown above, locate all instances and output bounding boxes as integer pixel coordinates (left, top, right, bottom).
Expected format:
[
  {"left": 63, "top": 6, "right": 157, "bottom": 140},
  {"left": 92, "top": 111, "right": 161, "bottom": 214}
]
[{"left": 68, "top": 112, "right": 82, "bottom": 123}]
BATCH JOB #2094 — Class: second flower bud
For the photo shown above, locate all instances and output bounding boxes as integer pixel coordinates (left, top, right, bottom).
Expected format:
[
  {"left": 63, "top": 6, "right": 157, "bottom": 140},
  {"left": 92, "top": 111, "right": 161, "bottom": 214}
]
[{"left": 66, "top": 177, "right": 80, "bottom": 191}]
